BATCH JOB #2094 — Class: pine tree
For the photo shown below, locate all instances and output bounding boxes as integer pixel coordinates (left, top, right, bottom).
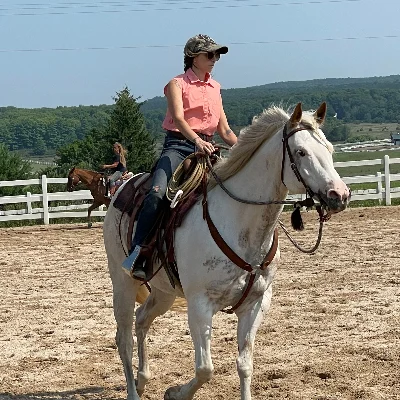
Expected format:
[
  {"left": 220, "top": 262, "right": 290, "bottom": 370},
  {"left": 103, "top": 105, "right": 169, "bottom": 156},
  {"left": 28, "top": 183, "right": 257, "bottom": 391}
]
[
  {"left": 55, "top": 87, "right": 156, "bottom": 174},
  {"left": 108, "top": 87, "right": 156, "bottom": 173}
]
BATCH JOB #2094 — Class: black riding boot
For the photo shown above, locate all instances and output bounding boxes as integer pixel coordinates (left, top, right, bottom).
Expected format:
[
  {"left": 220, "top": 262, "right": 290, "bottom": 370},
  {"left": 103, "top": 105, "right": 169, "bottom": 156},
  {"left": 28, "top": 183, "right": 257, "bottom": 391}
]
[
  {"left": 122, "top": 245, "right": 146, "bottom": 280},
  {"left": 121, "top": 194, "right": 164, "bottom": 280}
]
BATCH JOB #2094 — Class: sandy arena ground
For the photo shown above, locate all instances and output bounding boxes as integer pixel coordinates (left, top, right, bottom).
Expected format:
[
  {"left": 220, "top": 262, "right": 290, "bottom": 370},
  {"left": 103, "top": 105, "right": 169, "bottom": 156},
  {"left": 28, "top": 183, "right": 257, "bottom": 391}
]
[{"left": 0, "top": 206, "right": 399, "bottom": 400}]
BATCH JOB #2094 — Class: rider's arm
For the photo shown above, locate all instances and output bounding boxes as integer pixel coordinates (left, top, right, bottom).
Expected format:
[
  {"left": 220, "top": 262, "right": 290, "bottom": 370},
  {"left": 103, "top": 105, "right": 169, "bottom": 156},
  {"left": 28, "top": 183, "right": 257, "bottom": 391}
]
[
  {"left": 102, "top": 161, "right": 119, "bottom": 169},
  {"left": 166, "top": 79, "right": 215, "bottom": 155},
  {"left": 217, "top": 104, "right": 237, "bottom": 146}
]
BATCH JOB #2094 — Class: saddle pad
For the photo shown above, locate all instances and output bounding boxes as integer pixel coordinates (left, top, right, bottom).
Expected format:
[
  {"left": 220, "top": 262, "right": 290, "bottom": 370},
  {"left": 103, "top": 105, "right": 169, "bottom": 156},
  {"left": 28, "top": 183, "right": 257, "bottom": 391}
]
[{"left": 113, "top": 172, "right": 151, "bottom": 215}]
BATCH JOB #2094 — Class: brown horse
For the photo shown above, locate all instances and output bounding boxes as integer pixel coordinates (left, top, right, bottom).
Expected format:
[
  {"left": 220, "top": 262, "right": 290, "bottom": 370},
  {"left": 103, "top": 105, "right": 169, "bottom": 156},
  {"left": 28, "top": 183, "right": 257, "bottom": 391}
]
[{"left": 67, "top": 167, "right": 111, "bottom": 227}]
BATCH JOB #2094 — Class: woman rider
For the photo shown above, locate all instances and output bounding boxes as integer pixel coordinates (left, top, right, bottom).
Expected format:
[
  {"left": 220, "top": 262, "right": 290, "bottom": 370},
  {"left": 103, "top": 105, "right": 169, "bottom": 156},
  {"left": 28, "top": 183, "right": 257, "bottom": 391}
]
[
  {"left": 102, "top": 142, "right": 127, "bottom": 197},
  {"left": 122, "top": 34, "right": 237, "bottom": 280}
]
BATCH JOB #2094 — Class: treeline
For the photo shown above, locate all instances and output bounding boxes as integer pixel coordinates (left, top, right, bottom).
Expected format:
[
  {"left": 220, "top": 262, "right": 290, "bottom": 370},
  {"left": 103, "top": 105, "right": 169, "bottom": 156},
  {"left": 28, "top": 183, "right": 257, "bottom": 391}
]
[
  {"left": 0, "top": 105, "right": 113, "bottom": 155},
  {"left": 1, "top": 75, "right": 400, "bottom": 155}
]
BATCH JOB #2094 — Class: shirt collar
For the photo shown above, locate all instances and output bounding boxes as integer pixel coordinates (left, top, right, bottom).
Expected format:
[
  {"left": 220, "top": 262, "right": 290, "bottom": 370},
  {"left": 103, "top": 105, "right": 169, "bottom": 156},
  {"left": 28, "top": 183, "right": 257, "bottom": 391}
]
[{"left": 186, "top": 68, "right": 214, "bottom": 87}]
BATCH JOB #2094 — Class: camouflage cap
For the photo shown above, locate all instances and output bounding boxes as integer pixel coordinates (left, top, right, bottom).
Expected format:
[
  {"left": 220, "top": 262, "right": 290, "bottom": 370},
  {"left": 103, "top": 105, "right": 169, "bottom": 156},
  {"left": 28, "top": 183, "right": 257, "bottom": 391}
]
[{"left": 184, "top": 34, "right": 228, "bottom": 58}]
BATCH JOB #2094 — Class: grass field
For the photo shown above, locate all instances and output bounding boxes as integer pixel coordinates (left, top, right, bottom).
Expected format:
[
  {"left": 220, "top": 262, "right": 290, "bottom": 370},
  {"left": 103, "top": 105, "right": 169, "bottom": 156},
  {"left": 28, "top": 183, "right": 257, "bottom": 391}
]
[{"left": 347, "top": 122, "right": 400, "bottom": 141}]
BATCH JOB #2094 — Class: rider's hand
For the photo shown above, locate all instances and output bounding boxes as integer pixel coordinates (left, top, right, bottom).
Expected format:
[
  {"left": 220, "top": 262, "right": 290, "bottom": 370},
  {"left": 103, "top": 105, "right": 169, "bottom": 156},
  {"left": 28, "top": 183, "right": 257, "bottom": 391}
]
[{"left": 194, "top": 138, "right": 215, "bottom": 155}]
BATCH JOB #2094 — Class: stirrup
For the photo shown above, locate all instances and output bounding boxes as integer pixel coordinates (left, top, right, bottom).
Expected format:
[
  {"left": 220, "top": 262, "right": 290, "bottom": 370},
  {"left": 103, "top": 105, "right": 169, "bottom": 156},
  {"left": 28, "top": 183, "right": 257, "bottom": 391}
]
[
  {"left": 132, "top": 264, "right": 146, "bottom": 281},
  {"left": 122, "top": 245, "right": 142, "bottom": 276}
]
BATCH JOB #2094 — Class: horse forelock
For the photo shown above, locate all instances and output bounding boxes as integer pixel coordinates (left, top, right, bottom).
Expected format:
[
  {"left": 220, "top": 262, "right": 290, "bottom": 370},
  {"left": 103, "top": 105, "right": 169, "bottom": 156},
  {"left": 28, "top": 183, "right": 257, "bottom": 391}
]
[{"left": 209, "top": 106, "right": 290, "bottom": 188}]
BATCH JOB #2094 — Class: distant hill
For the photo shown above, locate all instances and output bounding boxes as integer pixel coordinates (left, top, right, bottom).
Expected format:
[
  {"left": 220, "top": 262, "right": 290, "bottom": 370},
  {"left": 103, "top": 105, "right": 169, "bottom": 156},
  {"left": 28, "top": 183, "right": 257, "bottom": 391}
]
[
  {"left": 1, "top": 75, "right": 400, "bottom": 155},
  {"left": 142, "top": 74, "right": 400, "bottom": 136}
]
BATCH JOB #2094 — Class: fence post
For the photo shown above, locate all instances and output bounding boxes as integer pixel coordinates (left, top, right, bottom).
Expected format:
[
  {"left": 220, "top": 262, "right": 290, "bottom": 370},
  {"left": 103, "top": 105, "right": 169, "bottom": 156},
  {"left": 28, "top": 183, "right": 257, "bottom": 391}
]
[
  {"left": 384, "top": 155, "right": 391, "bottom": 206},
  {"left": 26, "top": 192, "right": 32, "bottom": 214},
  {"left": 41, "top": 175, "right": 49, "bottom": 224},
  {"left": 376, "top": 172, "right": 382, "bottom": 205}
]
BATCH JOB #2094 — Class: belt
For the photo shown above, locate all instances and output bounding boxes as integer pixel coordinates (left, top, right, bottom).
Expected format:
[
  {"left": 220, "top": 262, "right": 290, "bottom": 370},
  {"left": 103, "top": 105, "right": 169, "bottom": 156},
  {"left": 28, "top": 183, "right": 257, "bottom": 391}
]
[{"left": 166, "top": 130, "right": 214, "bottom": 143}]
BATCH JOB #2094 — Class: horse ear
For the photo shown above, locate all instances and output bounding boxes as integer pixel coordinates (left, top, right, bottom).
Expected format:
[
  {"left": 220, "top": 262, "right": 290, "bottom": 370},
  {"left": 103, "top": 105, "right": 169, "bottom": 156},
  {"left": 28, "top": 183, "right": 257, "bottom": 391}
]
[
  {"left": 314, "top": 102, "right": 327, "bottom": 125},
  {"left": 289, "top": 103, "right": 302, "bottom": 126}
]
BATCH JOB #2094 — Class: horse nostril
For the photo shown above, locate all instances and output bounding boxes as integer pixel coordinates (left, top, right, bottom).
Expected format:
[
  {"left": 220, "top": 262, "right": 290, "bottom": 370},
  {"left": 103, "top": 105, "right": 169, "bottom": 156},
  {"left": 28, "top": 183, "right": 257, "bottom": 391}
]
[{"left": 327, "top": 189, "right": 343, "bottom": 201}]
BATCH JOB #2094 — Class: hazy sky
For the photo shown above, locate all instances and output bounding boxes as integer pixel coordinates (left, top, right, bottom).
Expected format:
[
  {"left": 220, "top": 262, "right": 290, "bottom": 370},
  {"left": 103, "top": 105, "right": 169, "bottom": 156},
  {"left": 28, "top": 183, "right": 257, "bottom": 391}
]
[{"left": 0, "top": 0, "right": 398, "bottom": 108}]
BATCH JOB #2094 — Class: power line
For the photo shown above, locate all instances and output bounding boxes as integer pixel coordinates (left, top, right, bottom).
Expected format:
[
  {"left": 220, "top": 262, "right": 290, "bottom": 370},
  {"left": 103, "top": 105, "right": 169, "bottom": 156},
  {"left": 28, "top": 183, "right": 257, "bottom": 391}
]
[
  {"left": 0, "top": 0, "right": 364, "bottom": 16},
  {"left": 0, "top": 34, "right": 397, "bottom": 53}
]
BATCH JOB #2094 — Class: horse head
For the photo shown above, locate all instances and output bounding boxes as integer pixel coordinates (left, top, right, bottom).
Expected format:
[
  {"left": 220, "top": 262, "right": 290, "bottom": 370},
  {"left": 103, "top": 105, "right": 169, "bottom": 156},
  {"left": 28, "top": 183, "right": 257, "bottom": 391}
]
[
  {"left": 210, "top": 102, "right": 350, "bottom": 217},
  {"left": 67, "top": 166, "right": 80, "bottom": 192},
  {"left": 281, "top": 102, "right": 350, "bottom": 214}
]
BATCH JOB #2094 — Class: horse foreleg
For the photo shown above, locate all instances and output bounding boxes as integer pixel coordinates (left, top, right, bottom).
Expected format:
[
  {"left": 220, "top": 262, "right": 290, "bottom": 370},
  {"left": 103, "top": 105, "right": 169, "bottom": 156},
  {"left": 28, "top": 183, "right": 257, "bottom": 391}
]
[
  {"left": 235, "top": 287, "right": 272, "bottom": 400},
  {"left": 165, "top": 296, "right": 214, "bottom": 400},
  {"left": 135, "top": 287, "right": 176, "bottom": 396},
  {"left": 111, "top": 271, "right": 141, "bottom": 400},
  {"left": 87, "top": 201, "right": 101, "bottom": 228}
]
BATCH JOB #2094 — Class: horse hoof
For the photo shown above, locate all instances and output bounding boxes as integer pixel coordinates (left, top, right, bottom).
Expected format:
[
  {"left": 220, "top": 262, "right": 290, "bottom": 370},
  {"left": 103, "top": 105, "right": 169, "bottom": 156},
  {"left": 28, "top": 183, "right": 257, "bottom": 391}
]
[
  {"left": 164, "top": 386, "right": 182, "bottom": 400},
  {"left": 88, "top": 223, "right": 93, "bottom": 228}
]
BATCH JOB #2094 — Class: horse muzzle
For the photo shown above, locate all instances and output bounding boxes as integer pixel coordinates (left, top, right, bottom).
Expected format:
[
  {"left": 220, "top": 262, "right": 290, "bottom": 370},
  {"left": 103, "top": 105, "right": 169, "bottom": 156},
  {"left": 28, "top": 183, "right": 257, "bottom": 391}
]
[{"left": 319, "top": 184, "right": 351, "bottom": 213}]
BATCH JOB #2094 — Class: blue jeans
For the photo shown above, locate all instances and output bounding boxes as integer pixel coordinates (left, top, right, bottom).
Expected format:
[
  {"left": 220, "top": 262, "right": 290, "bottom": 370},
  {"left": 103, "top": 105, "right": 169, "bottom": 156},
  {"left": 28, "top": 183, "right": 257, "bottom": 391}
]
[
  {"left": 109, "top": 171, "right": 123, "bottom": 186},
  {"left": 131, "top": 132, "right": 196, "bottom": 248}
]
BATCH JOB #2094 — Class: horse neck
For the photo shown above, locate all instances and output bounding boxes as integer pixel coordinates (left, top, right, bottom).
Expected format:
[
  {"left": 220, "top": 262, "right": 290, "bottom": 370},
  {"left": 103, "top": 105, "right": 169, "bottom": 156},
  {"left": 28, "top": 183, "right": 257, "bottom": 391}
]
[
  {"left": 208, "top": 132, "right": 288, "bottom": 249},
  {"left": 76, "top": 169, "right": 97, "bottom": 186}
]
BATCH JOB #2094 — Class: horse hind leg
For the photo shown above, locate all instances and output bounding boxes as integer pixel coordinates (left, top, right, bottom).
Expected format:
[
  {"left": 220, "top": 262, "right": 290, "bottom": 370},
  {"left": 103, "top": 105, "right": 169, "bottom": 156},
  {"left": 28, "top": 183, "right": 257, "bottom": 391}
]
[
  {"left": 87, "top": 201, "right": 101, "bottom": 228},
  {"left": 164, "top": 295, "right": 214, "bottom": 400},
  {"left": 135, "top": 286, "right": 176, "bottom": 397}
]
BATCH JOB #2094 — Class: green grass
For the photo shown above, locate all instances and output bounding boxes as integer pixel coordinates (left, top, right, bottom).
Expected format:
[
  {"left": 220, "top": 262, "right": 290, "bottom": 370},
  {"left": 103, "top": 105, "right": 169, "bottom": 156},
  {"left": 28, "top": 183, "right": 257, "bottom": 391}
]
[{"left": 347, "top": 122, "right": 400, "bottom": 141}]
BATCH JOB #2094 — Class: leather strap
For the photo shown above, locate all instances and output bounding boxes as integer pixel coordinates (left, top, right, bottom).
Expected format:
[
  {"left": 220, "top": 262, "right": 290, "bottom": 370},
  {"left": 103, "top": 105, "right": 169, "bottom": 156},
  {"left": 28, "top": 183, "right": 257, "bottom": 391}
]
[
  {"left": 126, "top": 192, "right": 146, "bottom": 253},
  {"left": 202, "top": 178, "right": 279, "bottom": 313}
]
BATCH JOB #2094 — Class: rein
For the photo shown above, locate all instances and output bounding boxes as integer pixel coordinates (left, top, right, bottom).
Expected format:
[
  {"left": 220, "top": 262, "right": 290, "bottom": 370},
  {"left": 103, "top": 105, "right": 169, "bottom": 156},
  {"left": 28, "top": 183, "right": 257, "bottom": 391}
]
[{"left": 207, "top": 124, "right": 329, "bottom": 254}]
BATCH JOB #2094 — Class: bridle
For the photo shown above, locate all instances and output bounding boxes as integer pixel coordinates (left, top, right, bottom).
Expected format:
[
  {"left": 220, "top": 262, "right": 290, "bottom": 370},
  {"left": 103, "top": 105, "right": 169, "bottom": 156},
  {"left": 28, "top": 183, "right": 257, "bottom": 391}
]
[
  {"left": 67, "top": 173, "right": 80, "bottom": 192},
  {"left": 281, "top": 124, "right": 320, "bottom": 200},
  {"left": 209, "top": 123, "right": 327, "bottom": 209},
  {"left": 207, "top": 122, "right": 331, "bottom": 253}
]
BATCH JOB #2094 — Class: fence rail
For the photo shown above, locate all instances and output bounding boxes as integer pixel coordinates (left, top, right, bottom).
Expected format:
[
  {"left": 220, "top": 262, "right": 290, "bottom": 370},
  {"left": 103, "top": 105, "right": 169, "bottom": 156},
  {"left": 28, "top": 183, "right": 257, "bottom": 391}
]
[{"left": 0, "top": 155, "right": 399, "bottom": 224}]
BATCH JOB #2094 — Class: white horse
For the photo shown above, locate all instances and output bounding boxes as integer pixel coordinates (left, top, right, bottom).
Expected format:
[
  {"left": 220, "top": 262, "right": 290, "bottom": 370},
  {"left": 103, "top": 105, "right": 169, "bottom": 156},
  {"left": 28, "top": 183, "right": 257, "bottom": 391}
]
[{"left": 103, "top": 102, "right": 350, "bottom": 400}]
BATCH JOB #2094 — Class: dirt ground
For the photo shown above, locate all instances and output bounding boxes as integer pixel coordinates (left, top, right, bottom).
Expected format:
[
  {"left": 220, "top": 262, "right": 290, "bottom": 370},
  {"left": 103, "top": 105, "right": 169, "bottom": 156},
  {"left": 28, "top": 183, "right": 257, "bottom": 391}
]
[{"left": 0, "top": 206, "right": 399, "bottom": 400}]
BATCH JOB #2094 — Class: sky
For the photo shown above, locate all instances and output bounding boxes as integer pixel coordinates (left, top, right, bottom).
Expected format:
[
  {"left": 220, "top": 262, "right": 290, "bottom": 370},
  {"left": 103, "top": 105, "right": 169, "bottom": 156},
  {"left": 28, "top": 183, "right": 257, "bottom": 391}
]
[{"left": 0, "top": 0, "right": 399, "bottom": 108}]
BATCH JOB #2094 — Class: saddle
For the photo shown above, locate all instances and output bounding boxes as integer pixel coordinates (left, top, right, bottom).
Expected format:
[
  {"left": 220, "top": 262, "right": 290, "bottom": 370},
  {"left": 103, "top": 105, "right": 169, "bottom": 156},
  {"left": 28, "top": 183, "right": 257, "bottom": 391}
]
[{"left": 113, "top": 166, "right": 204, "bottom": 287}]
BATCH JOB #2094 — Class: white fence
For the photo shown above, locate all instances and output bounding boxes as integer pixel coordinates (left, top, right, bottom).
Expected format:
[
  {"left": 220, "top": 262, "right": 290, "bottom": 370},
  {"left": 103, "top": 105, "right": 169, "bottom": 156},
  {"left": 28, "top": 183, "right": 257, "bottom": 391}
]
[
  {"left": 0, "top": 154, "right": 399, "bottom": 224},
  {"left": 0, "top": 176, "right": 106, "bottom": 224}
]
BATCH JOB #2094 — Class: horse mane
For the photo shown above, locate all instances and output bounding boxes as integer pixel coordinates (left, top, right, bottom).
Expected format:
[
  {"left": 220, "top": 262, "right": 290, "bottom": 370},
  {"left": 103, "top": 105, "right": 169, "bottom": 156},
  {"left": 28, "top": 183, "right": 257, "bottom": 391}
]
[
  {"left": 209, "top": 106, "right": 289, "bottom": 188},
  {"left": 209, "top": 105, "right": 332, "bottom": 188},
  {"left": 69, "top": 167, "right": 103, "bottom": 176}
]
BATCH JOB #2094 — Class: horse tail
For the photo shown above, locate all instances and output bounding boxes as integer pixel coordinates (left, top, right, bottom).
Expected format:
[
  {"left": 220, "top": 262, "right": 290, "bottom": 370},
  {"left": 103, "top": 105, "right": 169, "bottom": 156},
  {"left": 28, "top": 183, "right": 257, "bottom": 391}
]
[
  {"left": 135, "top": 285, "right": 187, "bottom": 312},
  {"left": 135, "top": 285, "right": 150, "bottom": 305}
]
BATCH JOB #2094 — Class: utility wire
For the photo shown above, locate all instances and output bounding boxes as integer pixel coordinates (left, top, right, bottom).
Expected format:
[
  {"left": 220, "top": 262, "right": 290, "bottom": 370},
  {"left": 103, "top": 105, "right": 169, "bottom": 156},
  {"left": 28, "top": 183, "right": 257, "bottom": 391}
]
[
  {"left": 0, "top": 0, "right": 365, "bottom": 16},
  {"left": 0, "top": 34, "right": 397, "bottom": 53}
]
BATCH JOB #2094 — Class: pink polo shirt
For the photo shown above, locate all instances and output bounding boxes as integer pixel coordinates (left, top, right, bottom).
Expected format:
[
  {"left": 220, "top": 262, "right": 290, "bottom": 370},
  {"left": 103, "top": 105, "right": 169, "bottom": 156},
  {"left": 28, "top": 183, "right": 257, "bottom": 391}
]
[{"left": 162, "top": 68, "right": 222, "bottom": 137}]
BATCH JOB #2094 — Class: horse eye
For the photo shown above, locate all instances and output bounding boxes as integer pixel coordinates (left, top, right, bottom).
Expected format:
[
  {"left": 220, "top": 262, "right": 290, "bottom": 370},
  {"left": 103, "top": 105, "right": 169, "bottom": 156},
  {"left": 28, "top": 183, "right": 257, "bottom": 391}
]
[{"left": 297, "top": 149, "right": 306, "bottom": 157}]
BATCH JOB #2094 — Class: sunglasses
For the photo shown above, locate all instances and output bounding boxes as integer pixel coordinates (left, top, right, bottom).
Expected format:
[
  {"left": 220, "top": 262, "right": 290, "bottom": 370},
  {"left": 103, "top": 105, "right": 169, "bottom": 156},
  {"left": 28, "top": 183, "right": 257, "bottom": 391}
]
[{"left": 205, "top": 51, "right": 220, "bottom": 61}]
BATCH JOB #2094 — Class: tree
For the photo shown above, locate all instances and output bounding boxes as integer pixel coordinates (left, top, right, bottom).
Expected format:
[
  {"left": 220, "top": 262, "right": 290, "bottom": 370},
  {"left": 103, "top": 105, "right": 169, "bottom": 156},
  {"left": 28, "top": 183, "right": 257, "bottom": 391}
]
[
  {"left": 55, "top": 87, "right": 155, "bottom": 174},
  {"left": 108, "top": 87, "right": 155, "bottom": 173},
  {"left": 0, "top": 144, "right": 33, "bottom": 196}
]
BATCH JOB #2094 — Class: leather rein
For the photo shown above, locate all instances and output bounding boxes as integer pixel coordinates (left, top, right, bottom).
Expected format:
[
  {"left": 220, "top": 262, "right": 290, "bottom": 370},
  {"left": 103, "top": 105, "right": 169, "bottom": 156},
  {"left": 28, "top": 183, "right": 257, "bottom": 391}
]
[{"left": 203, "top": 123, "right": 330, "bottom": 313}]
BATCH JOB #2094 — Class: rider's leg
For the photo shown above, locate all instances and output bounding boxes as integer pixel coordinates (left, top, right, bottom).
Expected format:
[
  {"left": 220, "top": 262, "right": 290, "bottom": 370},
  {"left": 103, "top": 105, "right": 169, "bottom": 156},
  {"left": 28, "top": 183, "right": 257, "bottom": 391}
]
[
  {"left": 122, "top": 135, "right": 195, "bottom": 279},
  {"left": 108, "top": 171, "right": 122, "bottom": 197}
]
